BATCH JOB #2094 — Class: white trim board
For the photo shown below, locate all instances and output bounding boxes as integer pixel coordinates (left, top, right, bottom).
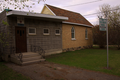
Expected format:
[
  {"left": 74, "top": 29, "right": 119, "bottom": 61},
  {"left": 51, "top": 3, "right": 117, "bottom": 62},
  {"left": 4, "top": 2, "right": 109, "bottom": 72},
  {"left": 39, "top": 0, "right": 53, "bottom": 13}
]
[
  {"left": 62, "top": 21, "right": 93, "bottom": 27},
  {"left": 41, "top": 4, "right": 56, "bottom": 16},
  {"left": 6, "top": 10, "right": 68, "bottom": 21}
]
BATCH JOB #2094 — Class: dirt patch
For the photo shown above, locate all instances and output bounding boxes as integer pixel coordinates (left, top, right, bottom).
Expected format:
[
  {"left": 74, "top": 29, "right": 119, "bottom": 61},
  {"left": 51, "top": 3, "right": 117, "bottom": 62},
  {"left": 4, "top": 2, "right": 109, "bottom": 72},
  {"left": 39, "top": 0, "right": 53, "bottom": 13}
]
[
  {"left": 5, "top": 61, "right": 120, "bottom": 80},
  {"left": 103, "top": 67, "right": 112, "bottom": 70}
]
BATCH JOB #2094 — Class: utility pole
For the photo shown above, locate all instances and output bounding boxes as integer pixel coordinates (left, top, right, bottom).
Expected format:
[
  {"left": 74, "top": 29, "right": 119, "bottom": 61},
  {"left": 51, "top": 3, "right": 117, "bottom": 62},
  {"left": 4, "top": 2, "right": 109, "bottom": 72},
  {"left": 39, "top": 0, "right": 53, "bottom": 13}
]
[{"left": 105, "top": 11, "right": 109, "bottom": 68}]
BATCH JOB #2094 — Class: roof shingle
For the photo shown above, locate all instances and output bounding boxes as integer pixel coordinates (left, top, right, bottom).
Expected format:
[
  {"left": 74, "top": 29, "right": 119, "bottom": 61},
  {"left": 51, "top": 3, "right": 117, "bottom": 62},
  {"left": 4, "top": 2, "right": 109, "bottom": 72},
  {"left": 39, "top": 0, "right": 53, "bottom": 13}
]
[{"left": 46, "top": 4, "right": 93, "bottom": 26}]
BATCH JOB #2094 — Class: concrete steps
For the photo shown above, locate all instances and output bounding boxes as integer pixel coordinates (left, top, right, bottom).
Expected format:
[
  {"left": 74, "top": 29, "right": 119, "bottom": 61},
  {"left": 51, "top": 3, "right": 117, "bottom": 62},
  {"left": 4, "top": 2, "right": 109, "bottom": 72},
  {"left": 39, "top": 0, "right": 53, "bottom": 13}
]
[
  {"left": 22, "top": 56, "right": 41, "bottom": 61},
  {"left": 16, "top": 52, "right": 40, "bottom": 58},
  {"left": 22, "top": 59, "right": 45, "bottom": 65},
  {"left": 11, "top": 52, "right": 45, "bottom": 65}
]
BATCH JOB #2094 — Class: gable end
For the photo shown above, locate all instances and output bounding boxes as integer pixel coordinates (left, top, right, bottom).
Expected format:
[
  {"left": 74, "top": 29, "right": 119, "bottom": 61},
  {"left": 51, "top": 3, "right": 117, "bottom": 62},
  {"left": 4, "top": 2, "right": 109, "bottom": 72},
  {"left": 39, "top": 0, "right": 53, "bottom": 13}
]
[{"left": 41, "top": 4, "right": 56, "bottom": 16}]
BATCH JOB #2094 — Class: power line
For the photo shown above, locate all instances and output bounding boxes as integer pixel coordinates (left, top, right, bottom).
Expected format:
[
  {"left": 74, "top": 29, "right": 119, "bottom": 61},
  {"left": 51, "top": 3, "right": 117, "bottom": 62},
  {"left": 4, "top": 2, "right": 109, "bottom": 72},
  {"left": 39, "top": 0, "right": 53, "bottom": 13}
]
[
  {"left": 83, "top": 7, "right": 120, "bottom": 17},
  {"left": 63, "top": 0, "right": 102, "bottom": 7},
  {"left": 83, "top": 12, "right": 100, "bottom": 16}
]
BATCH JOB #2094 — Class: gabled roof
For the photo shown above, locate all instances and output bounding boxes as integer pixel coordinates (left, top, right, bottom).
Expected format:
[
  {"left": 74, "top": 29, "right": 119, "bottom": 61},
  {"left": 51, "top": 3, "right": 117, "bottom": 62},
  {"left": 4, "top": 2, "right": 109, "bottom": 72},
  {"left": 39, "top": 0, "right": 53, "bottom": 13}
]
[{"left": 45, "top": 4, "right": 93, "bottom": 27}]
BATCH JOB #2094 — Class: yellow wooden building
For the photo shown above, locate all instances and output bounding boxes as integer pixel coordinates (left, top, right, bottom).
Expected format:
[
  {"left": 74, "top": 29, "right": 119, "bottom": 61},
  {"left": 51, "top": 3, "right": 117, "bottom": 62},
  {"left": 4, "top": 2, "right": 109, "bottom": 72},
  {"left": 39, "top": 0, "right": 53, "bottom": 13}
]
[{"left": 41, "top": 4, "right": 93, "bottom": 52}]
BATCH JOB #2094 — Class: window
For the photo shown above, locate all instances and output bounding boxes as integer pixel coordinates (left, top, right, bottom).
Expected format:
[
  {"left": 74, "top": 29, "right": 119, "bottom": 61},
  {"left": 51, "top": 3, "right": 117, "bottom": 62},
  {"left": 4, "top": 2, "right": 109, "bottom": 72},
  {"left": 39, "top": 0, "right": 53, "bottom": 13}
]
[
  {"left": 55, "top": 29, "right": 60, "bottom": 35},
  {"left": 20, "top": 30, "right": 22, "bottom": 36},
  {"left": 28, "top": 28, "right": 36, "bottom": 35},
  {"left": 85, "top": 28, "right": 88, "bottom": 39},
  {"left": 43, "top": 28, "right": 50, "bottom": 35},
  {"left": 71, "top": 27, "right": 76, "bottom": 40}
]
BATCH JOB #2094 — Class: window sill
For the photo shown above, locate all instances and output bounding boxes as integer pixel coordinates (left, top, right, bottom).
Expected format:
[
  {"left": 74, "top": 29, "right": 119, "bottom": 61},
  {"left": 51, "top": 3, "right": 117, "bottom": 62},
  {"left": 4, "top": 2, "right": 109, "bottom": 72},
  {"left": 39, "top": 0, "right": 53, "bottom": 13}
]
[
  {"left": 71, "top": 38, "right": 76, "bottom": 40},
  {"left": 43, "top": 33, "right": 50, "bottom": 35},
  {"left": 28, "top": 33, "right": 36, "bottom": 35},
  {"left": 55, "top": 34, "right": 60, "bottom": 35}
]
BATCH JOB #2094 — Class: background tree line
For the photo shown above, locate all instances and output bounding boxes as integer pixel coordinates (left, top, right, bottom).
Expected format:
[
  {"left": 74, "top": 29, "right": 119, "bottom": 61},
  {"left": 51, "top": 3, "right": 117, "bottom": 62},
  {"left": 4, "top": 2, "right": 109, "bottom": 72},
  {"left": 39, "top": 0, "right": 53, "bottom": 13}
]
[{"left": 93, "top": 4, "right": 120, "bottom": 49}]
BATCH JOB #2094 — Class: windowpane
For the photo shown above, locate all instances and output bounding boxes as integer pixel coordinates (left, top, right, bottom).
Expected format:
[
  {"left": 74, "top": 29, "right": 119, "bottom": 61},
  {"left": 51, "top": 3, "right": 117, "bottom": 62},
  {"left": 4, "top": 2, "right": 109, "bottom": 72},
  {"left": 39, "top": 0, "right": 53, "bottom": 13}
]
[
  {"left": 56, "top": 30, "right": 60, "bottom": 34},
  {"left": 71, "top": 27, "right": 75, "bottom": 38},
  {"left": 44, "top": 29, "right": 49, "bottom": 33},
  {"left": 71, "top": 27, "right": 74, "bottom": 33},
  {"left": 71, "top": 33, "right": 74, "bottom": 38},
  {"left": 29, "top": 28, "right": 35, "bottom": 33},
  {"left": 28, "top": 28, "right": 36, "bottom": 35},
  {"left": 85, "top": 28, "right": 88, "bottom": 38},
  {"left": 23, "top": 30, "right": 24, "bottom": 34},
  {"left": 17, "top": 30, "right": 19, "bottom": 34},
  {"left": 20, "top": 30, "right": 22, "bottom": 36}
]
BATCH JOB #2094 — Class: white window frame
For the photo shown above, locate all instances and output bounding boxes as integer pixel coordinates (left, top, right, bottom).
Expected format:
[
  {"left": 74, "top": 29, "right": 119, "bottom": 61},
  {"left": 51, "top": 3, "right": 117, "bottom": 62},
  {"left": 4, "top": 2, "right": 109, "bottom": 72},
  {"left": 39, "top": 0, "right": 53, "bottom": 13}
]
[
  {"left": 28, "top": 27, "right": 36, "bottom": 35},
  {"left": 43, "top": 28, "right": 50, "bottom": 35},
  {"left": 71, "top": 27, "right": 76, "bottom": 40},
  {"left": 55, "top": 29, "right": 60, "bottom": 35},
  {"left": 85, "top": 28, "right": 88, "bottom": 39}
]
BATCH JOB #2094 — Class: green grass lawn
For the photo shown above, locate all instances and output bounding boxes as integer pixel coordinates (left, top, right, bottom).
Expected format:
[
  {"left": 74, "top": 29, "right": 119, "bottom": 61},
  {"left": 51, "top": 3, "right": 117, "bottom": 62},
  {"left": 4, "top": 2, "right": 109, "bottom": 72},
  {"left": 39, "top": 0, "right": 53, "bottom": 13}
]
[
  {"left": 0, "top": 62, "right": 30, "bottom": 80},
  {"left": 46, "top": 48, "right": 120, "bottom": 76}
]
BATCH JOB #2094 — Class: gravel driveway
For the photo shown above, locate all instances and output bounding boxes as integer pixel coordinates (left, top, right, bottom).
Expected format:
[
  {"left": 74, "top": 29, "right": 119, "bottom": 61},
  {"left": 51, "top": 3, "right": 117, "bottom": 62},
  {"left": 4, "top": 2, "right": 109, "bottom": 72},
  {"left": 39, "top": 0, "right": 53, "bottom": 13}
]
[{"left": 5, "top": 61, "right": 120, "bottom": 80}]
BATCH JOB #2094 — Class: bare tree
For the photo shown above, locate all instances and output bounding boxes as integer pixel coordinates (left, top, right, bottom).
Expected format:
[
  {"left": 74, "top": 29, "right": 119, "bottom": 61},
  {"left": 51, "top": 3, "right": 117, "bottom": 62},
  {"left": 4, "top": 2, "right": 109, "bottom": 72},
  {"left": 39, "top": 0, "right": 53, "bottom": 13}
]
[
  {"left": 93, "top": 25, "right": 106, "bottom": 48},
  {"left": 97, "top": 4, "right": 120, "bottom": 49},
  {"left": 0, "top": 0, "right": 46, "bottom": 12}
]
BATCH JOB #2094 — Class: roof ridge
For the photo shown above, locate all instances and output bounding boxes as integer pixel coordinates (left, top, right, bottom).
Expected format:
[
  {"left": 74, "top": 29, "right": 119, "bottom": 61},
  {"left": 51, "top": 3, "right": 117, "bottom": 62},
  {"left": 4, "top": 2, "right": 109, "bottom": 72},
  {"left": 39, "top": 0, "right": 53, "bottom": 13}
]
[
  {"left": 45, "top": 4, "right": 93, "bottom": 27},
  {"left": 45, "top": 4, "right": 81, "bottom": 15}
]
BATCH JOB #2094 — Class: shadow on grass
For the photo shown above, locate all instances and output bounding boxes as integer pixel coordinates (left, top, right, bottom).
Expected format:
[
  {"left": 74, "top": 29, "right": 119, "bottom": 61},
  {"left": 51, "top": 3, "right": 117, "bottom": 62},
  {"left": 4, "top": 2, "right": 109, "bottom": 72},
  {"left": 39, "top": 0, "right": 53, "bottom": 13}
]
[{"left": 92, "top": 45, "right": 119, "bottom": 50}]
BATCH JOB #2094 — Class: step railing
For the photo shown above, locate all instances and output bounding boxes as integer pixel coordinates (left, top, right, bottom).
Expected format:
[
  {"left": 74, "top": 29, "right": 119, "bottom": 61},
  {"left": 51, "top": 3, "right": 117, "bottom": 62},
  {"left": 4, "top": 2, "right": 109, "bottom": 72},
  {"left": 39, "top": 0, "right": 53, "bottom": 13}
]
[{"left": 31, "top": 45, "right": 45, "bottom": 58}]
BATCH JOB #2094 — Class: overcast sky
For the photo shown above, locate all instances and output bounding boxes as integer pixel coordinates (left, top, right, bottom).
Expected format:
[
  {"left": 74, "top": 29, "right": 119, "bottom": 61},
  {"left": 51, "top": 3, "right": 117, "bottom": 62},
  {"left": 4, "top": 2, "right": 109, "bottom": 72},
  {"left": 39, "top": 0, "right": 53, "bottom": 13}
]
[{"left": 2, "top": 0, "right": 120, "bottom": 25}]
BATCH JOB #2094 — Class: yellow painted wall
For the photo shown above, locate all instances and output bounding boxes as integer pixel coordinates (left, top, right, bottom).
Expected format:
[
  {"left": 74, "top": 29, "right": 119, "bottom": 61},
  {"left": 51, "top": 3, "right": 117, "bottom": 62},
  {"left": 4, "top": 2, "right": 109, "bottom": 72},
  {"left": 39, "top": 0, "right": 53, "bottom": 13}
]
[
  {"left": 62, "top": 24, "right": 93, "bottom": 49},
  {"left": 41, "top": 6, "right": 54, "bottom": 15}
]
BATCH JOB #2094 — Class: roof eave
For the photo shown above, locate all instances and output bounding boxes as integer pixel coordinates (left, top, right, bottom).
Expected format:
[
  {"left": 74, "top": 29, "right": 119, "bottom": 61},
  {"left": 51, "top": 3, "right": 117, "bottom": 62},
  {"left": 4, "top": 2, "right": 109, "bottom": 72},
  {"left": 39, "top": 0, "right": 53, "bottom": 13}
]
[
  {"left": 6, "top": 10, "right": 68, "bottom": 21},
  {"left": 63, "top": 21, "right": 93, "bottom": 27}
]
